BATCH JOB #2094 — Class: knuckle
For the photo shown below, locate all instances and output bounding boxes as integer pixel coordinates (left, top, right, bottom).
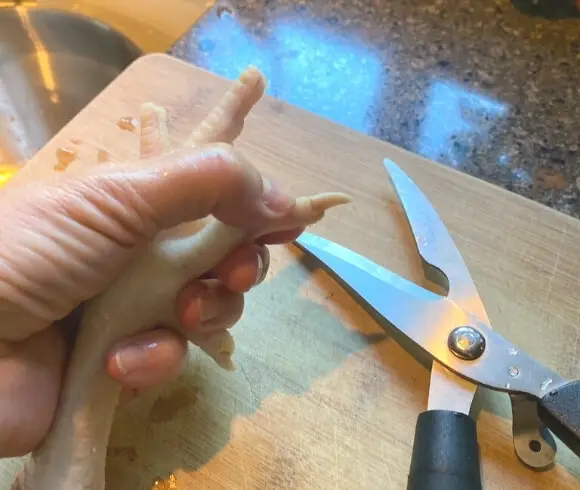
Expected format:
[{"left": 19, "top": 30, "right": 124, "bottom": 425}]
[
  {"left": 209, "top": 141, "right": 236, "bottom": 156},
  {"left": 198, "top": 142, "right": 239, "bottom": 169},
  {"left": 191, "top": 143, "right": 252, "bottom": 195}
]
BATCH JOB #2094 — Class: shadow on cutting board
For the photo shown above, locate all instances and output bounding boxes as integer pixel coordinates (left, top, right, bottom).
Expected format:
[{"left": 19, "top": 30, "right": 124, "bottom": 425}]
[
  {"left": 103, "top": 247, "right": 390, "bottom": 488},
  {"left": 102, "top": 243, "right": 527, "bottom": 488}
]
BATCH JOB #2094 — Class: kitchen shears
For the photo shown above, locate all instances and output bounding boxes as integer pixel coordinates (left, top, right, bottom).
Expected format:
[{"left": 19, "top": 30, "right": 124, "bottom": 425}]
[{"left": 293, "top": 159, "right": 580, "bottom": 490}]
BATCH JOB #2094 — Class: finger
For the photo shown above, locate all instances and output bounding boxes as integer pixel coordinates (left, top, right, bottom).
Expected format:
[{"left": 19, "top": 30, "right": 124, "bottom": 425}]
[
  {"left": 187, "top": 66, "right": 266, "bottom": 146},
  {"left": 213, "top": 244, "right": 270, "bottom": 292},
  {"left": 67, "top": 141, "right": 350, "bottom": 248},
  {"left": 140, "top": 102, "right": 171, "bottom": 159},
  {"left": 72, "top": 144, "right": 288, "bottom": 236},
  {"left": 195, "top": 296, "right": 244, "bottom": 333},
  {"left": 257, "top": 227, "right": 305, "bottom": 245},
  {"left": 0, "top": 326, "right": 66, "bottom": 457},
  {"left": 176, "top": 279, "right": 244, "bottom": 333},
  {"left": 106, "top": 328, "right": 187, "bottom": 390}
]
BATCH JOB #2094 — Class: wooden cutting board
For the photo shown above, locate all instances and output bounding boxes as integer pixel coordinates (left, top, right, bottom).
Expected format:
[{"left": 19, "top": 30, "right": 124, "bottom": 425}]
[{"left": 1, "top": 53, "right": 579, "bottom": 489}]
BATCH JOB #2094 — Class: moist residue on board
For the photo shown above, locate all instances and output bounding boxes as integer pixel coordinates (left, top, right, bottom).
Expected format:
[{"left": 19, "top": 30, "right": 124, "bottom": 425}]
[
  {"left": 97, "top": 149, "right": 110, "bottom": 163},
  {"left": 108, "top": 445, "right": 138, "bottom": 463},
  {"left": 117, "top": 116, "right": 138, "bottom": 132},
  {"left": 153, "top": 473, "right": 178, "bottom": 489},
  {"left": 54, "top": 147, "right": 78, "bottom": 171},
  {"left": 147, "top": 387, "right": 198, "bottom": 423}
]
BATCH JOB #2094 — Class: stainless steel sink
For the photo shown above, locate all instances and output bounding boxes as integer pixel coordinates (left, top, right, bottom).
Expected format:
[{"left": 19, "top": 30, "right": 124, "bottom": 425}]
[{"left": 0, "top": 7, "right": 142, "bottom": 165}]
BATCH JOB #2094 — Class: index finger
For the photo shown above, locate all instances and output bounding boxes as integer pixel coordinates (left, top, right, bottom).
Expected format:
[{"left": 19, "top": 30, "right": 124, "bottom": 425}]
[{"left": 257, "top": 227, "right": 304, "bottom": 245}]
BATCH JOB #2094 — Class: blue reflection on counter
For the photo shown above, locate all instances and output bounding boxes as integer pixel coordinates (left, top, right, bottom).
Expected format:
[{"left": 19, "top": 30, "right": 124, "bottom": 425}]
[
  {"left": 193, "top": 12, "right": 272, "bottom": 80},
  {"left": 271, "top": 21, "right": 383, "bottom": 132},
  {"left": 191, "top": 12, "right": 383, "bottom": 133},
  {"left": 419, "top": 80, "right": 509, "bottom": 168}
]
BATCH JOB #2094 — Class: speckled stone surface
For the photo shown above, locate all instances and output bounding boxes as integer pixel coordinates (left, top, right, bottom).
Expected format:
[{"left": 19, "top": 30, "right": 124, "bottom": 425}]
[{"left": 170, "top": 0, "right": 580, "bottom": 218}]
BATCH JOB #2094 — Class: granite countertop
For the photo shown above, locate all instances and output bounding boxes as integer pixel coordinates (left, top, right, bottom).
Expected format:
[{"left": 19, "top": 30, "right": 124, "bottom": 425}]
[{"left": 170, "top": 0, "right": 580, "bottom": 218}]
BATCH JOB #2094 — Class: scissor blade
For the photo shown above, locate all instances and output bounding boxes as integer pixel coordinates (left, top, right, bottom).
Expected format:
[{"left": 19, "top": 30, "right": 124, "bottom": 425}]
[
  {"left": 296, "top": 231, "right": 438, "bottom": 302},
  {"left": 296, "top": 231, "right": 476, "bottom": 414},
  {"left": 295, "top": 231, "right": 466, "bottom": 351},
  {"left": 383, "top": 159, "right": 490, "bottom": 324},
  {"left": 384, "top": 160, "right": 484, "bottom": 414},
  {"left": 295, "top": 232, "right": 566, "bottom": 398},
  {"left": 384, "top": 161, "right": 563, "bottom": 467}
]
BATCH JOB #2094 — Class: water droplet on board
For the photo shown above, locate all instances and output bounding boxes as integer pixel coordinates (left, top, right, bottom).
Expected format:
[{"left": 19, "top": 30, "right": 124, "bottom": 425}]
[
  {"left": 97, "top": 149, "right": 110, "bottom": 163},
  {"left": 153, "top": 473, "right": 178, "bottom": 489},
  {"left": 54, "top": 147, "right": 77, "bottom": 171},
  {"left": 117, "top": 116, "right": 137, "bottom": 132},
  {"left": 505, "top": 382, "right": 511, "bottom": 389},
  {"left": 508, "top": 347, "right": 518, "bottom": 356}
]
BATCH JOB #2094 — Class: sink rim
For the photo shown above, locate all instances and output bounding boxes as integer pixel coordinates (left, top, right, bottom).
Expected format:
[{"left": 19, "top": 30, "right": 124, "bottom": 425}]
[
  {"left": 0, "top": 5, "right": 144, "bottom": 58},
  {"left": 0, "top": 4, "right": 145, "bottom": 167}
]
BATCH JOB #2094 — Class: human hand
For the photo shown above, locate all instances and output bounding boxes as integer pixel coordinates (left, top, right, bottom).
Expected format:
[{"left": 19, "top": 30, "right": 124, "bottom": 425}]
[{"left": 0, "top": 67, "right": 303, "bottom": 457}]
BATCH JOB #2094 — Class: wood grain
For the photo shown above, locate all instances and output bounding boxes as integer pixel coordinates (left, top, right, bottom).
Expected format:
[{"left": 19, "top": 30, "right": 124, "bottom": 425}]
[{"left": 2, "top": 53, "right": 579, "bottom": 489}]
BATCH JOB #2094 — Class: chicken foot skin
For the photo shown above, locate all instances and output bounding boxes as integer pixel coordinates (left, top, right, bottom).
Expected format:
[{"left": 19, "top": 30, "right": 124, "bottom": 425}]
[{"left": 12, "top": 67, "right": 351, "bottom": 490}]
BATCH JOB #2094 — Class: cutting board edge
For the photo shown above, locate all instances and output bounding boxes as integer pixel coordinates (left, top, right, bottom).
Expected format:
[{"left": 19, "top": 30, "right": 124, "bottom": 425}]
[
  {"left": 126, "top": 53, "right": 580, "bottom": 232},
  {"left": 11, "top": 50, "right": 579, "bottom": 236}
]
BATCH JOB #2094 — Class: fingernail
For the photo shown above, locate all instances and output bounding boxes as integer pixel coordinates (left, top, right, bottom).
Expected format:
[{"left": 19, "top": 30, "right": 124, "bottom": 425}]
[
  {"left": 254, "top": 253, "right": 266, "bottom": 285},
  {"left": 263, "top": 178, "right": 293, "bottom": 212},
  {"left": 254, "top": 249, "right": 269, "bottom": 286},
  {"left": 198, "top": 288, "right": 219, "bottom": 322},
  {"left": 115, "top": 342, "right": 158, "bottom": 375},
  {"left": 115, "top": 341, "right": 174, "bottom": 378}
]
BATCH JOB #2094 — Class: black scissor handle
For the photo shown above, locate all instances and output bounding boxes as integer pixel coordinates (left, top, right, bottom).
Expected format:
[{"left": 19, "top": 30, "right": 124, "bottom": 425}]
[
  {"left": 407, "top": 410, "right": 483, "bottom": 490},
  {"left": 538, "top": 380, "right": 580, "bottom": 458}
]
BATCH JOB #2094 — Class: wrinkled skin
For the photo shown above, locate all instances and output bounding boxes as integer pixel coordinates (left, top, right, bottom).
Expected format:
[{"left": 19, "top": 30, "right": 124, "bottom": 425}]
[{"left": 0, "top": 67, "right": 302, "bottom": 458}]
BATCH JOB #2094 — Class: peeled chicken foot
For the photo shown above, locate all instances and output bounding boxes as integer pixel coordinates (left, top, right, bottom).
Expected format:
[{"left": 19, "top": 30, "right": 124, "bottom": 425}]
[{"left": 12, "top": 67, "right": 351, "bottom": 490}]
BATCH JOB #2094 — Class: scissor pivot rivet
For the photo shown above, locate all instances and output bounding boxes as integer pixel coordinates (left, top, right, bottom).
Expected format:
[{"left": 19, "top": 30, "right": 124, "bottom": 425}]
[
  {"left": 448, "top": 326, "right": 486, "bottom": 360},
  {"left": 508, "top": 366, "right": 520, "bottom": 377}
]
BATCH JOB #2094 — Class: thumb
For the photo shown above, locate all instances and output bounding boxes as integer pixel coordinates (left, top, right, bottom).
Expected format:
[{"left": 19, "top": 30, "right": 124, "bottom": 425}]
[
  {"left": 0, "top": 144, "right": 297, "bottom": 341},
  {"left": 70, "top": 142, "right": 295, "bottom": 237}
]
